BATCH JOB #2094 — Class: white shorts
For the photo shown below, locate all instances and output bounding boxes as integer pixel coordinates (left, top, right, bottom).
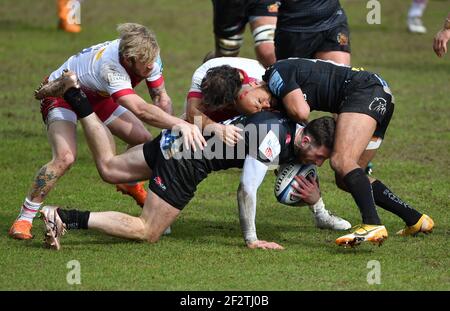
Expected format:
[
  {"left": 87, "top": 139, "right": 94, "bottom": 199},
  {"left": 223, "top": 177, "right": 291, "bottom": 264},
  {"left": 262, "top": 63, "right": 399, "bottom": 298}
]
[{"left": 46, "top": 106, "right": 128, "bottom": 127}]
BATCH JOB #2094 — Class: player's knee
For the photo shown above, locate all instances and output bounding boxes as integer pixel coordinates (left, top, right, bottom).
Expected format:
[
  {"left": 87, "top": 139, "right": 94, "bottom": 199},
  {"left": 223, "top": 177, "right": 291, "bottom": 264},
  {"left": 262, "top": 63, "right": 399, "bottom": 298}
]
[
  {"left": 52, "top": 151, "right": 76, "bottom": 172},
  {"left": 216, "top": 34, "right": 243, "bottom": 56},
  {"left": 97, "top": 166, "right": 119, "bottom": 184},
  {"left": 253, "top": 25, "right": 275, "bottom": 65},
  {"left": 143, "top": 229, "right": 161, "bottom": 243},
  {"left": 330, "top": 154, "right": 345, "bottom": 176}
]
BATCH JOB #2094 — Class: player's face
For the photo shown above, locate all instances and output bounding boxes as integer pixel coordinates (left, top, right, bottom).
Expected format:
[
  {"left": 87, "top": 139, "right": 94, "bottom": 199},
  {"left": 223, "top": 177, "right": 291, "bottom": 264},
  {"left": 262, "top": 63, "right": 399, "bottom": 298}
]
[
  {"left": 236, "top": 84, "right": 272, "bottom": 114},
  {"left": 297, "top": 143, "right": 331, "bottom": 167},
  {"left": 129, "top": 58, "right": 154, "bottom": 78}
]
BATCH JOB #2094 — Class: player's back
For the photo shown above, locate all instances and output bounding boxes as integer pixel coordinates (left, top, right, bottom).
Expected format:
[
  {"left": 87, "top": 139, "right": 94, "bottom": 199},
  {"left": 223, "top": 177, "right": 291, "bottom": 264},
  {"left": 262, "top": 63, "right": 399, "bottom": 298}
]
[{"left": 48, "top": 40, "right": 124, "bottom": 94}]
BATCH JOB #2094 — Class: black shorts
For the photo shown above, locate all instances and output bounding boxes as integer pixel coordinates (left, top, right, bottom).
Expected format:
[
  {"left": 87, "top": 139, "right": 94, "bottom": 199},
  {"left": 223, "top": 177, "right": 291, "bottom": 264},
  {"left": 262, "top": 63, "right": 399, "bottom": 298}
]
[
  {"left": 142, "top": 134, "right": 209, "bottom": 210},
  {"left": 212, "top": 0, "right": 278, "bottom": 37},
  {"left": 340, "top": 73, "right": 394, "bottom": 139},
  {"left": 275, "top": 22, "right": 351, "bottom": 60}
]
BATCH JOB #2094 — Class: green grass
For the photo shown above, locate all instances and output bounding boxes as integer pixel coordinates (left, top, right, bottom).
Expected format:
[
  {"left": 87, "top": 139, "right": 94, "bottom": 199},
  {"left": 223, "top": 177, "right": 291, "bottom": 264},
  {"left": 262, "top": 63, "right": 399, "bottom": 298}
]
[{"left": 0, "top": 0, "right": 449, "bottom": 290}]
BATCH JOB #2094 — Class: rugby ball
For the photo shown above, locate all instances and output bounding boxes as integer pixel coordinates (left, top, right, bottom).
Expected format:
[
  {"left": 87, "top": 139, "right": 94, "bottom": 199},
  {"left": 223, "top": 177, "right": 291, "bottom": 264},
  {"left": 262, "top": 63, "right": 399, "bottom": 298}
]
[{"left": 274, "top": 163, "right": 317, "bottom": 206}]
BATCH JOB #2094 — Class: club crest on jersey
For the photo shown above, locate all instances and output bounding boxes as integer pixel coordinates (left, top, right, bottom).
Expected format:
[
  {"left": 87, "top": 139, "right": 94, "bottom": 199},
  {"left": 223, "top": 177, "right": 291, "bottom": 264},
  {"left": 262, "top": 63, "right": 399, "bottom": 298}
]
[
  {"left": 337, "top": 32, "right": 349, "bottom": 46},
  {"left": 369, "top": 97, "right": 387, "bottom": 115},
  {"left": 267, "top": 2, "right": 279, "bottom": 13}
]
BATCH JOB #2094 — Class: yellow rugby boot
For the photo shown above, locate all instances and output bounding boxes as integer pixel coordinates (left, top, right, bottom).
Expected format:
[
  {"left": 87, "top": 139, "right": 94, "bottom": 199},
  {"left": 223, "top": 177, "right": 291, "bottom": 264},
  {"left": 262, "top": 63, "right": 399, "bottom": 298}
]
[
  {"left": 336, "top": 224, "right": 388, "bottom": 247},
  {"left": 396, "top": 214, "right": 434, "bottom": 236}
]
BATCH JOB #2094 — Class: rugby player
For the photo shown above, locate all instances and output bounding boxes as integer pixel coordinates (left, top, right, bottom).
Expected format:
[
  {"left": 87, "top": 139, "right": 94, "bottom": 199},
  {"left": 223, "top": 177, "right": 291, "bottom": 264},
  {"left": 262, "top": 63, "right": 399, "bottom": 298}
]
[
  {"left": 275, "top": 0, "right": 351, "bottom": 66},
  {"left": 186, "top": 59, "right": 350, "bottom": 230},
  {"left": 204, "top": 0, "right": 278, "bottom": 67},
  {"left": 36, "top": 70, "right": 337, "bottom": 250},
  {"left": 9, "top": 23, "right": 205, "bottom": 240},
  {"left": 233, "top": 58, "right": 435, "bottom": 246}
]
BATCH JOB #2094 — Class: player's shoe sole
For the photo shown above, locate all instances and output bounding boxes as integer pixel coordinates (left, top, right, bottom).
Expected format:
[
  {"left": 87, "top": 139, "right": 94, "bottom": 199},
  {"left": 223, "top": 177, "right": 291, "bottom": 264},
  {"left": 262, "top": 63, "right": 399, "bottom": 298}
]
[
  {"left": 396, "top": 214, "right": 434, "bottom": 236},
  {"left": 336, "top": 225, "right": 388, "bottom": 248},
  {"left": 34, "top": 69, "right": 80, "bottom": 100},
  {"left": 9, "top": 219, "right": 33, "bottom": 240},
  {"left": 42, "top": 206, "right": 66, "bottom": 250}
]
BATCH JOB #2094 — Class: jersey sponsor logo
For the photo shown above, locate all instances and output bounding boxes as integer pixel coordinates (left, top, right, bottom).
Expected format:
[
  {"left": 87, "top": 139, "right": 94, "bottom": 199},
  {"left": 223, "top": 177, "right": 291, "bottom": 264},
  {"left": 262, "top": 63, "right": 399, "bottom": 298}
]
[
  {"left": 153, "top": 176, "right": 167, "bottom": 191},
  {"left": 268, "top": 70, "right": 284, "bottom": 96},
  {"left": 258, "top": 130, "right": 281, "bottom": 162},
  {"left": 369, "top": 97, "right": 387, "bottom": 115}
]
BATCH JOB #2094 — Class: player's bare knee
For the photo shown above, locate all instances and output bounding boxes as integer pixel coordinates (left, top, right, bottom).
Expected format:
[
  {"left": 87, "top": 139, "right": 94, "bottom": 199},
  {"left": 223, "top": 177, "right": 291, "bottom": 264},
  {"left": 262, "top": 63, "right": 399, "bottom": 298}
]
[
  {"left": 52, "top": 151, "right": 76, "bottom": 172},
  {"left": 330, "top": 154, "right": 346, "bottom": 176}
]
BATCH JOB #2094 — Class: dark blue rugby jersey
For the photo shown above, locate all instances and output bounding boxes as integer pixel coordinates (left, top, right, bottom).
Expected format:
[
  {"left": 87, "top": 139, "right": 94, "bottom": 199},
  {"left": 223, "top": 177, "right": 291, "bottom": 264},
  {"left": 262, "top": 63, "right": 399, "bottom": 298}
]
[
  {"left": 277, "top": 0, "right": 347, "bottom": 32},
  {"left": 263, "top": 58, "right": 373, "bottom": 113}
]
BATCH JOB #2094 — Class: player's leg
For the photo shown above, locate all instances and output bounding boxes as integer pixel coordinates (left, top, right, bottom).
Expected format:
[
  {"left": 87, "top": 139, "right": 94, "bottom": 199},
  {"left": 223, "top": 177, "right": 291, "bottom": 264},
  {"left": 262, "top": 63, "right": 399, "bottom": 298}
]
[
  {"left": 204, "top": 0, "right": 246, "bottom": 62},
  {"left": 57, "top": 0, "right": 81, "bottom": 33},
  {"left": 331, "top": 113, "right": 388, "bottom": 246},
  {"left": 9, "top": 111, "right": 77, "bottom": 240},
  {"left": 42, "top": 189, "right": 180, "bottom": 249},
  {"left": 408, "top": 0, "right": 428, "bottom": 34},
  {"left": 315, "top": 51, "right": 350, "bottom": 65},
  {"left": 106, "top": 108, "right": 152, "bottom": 207},
  {"left": 249, "top": 15, "right": 276, "bottom": 67}
]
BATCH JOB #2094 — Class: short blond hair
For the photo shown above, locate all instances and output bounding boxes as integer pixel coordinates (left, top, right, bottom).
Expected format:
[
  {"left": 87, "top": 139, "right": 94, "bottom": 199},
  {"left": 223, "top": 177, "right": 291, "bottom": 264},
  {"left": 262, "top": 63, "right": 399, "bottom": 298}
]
[{"left": 117, "top": 23, "right": 159, "bottom": 65}]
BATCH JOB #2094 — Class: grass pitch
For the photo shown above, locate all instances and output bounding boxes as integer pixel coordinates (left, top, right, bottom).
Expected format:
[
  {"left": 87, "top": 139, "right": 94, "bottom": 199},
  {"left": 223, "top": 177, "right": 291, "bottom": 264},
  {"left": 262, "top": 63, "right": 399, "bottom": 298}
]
[{"left": 0, "top": 0, "right": 449, "bottom": 290}]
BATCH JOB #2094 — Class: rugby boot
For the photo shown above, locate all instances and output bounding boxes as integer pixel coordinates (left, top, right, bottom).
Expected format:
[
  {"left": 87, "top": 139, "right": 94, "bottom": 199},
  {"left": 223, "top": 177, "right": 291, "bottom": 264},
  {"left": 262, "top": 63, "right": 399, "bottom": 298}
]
[
  {"left": 9, "top": 220, "right": 33, "bottom": 240},
  {"left": 35, "top": 69, "right": 80, "bottom": 100},
  {"left": 42, "top": 206, "right": 66, "bottom": 250},
  {"left": 57, "top": 0, "right": 81, "bottom": 33},
  {"left": 336, "top": 224, "right": 388, "bottom": 247},
  {"left": 116, "top": 182, "right": 147, "bottom": 208},
  {"left": 312, "top": 210, "right": 351, "bottom": 231},
  {"left": 396, "top": 214, "right": 434, "bottom": 236},
  {"left": 408, "top": 17, "right": 427, "bottom": 34}
]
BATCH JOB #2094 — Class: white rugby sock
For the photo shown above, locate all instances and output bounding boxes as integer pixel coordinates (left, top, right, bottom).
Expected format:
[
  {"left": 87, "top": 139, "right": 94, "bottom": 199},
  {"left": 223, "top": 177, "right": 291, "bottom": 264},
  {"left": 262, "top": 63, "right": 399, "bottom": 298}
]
[
  {"left": 408, "top": 0, "right": 427, "bottom": 18},
  {"left": 17, "top": 198, "right": 42, "bottom": 223}
]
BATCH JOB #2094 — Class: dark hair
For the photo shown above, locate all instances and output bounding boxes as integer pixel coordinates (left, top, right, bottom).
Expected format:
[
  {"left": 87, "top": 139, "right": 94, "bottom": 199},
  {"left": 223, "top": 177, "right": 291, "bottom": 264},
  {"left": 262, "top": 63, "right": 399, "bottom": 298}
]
[
  {"left": 200, "top": 65, "right": 242, "bottom": 109},
  {"left": 303, "top": 116, "right": 336, "bottom": 150}
]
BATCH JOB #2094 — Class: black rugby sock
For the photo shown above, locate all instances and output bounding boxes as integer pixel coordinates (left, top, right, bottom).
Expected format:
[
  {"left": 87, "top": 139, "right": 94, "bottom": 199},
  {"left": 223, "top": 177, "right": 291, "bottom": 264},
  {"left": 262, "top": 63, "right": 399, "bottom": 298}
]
[
  {"left": 63, "top": 87, "right": 93, "bottom": 118},
  {"left": 56, "top": 208, "right": 90, "bottom": 230},
  {"left": 343, "top": 168, "right": 381, "bottom": 225},
  {"left": 372, "top": 180, "right": 422, "bottom": 226}
]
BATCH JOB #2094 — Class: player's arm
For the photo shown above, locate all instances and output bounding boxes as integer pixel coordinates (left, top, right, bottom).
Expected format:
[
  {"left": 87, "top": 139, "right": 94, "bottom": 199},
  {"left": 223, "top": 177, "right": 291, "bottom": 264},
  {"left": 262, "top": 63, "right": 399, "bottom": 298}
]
[
  {"left": 281, "top": 88, "right": 310, "bottom": 123},
  {"left": 116, "top": 94, "right": 206, "bottom": 150},
  {"left": 148, "top": 82, "right": 173, "bottom": 115},
  {"left": 186, "top": 97, "right": 243, "bottom": 146},
  {"left": 237, "top": 155, "right": 284, "bottom": 250}
]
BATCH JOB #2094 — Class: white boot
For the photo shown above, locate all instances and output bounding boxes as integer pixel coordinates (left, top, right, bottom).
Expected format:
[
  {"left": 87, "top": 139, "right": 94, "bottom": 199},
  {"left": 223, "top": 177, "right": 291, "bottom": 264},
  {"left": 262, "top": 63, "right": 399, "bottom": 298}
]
[{"left": 309, "top": 198, "right": 351, "bottom": 231}]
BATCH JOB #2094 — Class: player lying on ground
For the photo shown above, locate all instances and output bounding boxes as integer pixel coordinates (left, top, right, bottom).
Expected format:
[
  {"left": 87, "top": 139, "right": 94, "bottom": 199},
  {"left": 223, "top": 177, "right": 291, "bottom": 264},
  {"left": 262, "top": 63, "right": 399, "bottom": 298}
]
[
  {"left": 36, "top": 71, "right": 338, "bottom": 250},
  {"left": 233, "top": 57, "right": 435, "bottom": 247},
  {"left": 9, "top": 23, "right": 206, "bottom": 241},
  {"left": 185, "top": 58, "right": 350, "bottom": 230}
]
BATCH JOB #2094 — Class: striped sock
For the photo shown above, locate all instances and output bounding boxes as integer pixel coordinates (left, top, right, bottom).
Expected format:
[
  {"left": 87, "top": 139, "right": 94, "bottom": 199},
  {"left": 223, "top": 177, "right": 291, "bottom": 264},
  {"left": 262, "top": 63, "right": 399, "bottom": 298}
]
[{"left": 17, "top": 198, "right": 42, "bottom": 223}]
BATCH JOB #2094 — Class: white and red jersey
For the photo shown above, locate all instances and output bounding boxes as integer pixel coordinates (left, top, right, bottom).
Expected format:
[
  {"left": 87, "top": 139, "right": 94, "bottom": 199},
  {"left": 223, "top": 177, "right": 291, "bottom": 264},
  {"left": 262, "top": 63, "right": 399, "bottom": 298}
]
[
  {"left": 187, "top": 57, "right": 265, "bottom": 100},
  {"left": 49, "top": 39, "right": 164, "bottom": 102}
]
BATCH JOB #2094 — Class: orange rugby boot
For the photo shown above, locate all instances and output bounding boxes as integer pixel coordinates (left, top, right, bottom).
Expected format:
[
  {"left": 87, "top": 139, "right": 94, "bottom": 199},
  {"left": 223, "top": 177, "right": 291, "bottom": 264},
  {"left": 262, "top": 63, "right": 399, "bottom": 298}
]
[
  {"left": 396, "top": 214, "right": 434, "bottom": 236},
  {"left": 57, "top": 0, "right": 81, "bottom": 33},
  {"left": 335, "top": 224, "right": 388, "bottom": 248},
  {"left": 116, "top": 182, "right": 147, "bottom": 207},
  {"left": 9, "top": 219, "right": 33, "bottom": 240}
]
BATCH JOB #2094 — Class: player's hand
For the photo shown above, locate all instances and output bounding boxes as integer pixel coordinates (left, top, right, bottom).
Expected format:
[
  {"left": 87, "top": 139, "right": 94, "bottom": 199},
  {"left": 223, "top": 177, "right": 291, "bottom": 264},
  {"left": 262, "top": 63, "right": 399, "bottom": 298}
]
[
  {"left": 175, "top": 122, "right": 207, "bottom": 152},
  {"left": 247, "top": 240, "right": 284, "bottom": 250},
  {"left": 291, "top": 175, "right": 321, "bottom": 205},
  {"left": 433, "top": 29, "right": 450, "bottom": 57},
  {"left": 217, "top": 124, "right": 243, "bottom": 146}
]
